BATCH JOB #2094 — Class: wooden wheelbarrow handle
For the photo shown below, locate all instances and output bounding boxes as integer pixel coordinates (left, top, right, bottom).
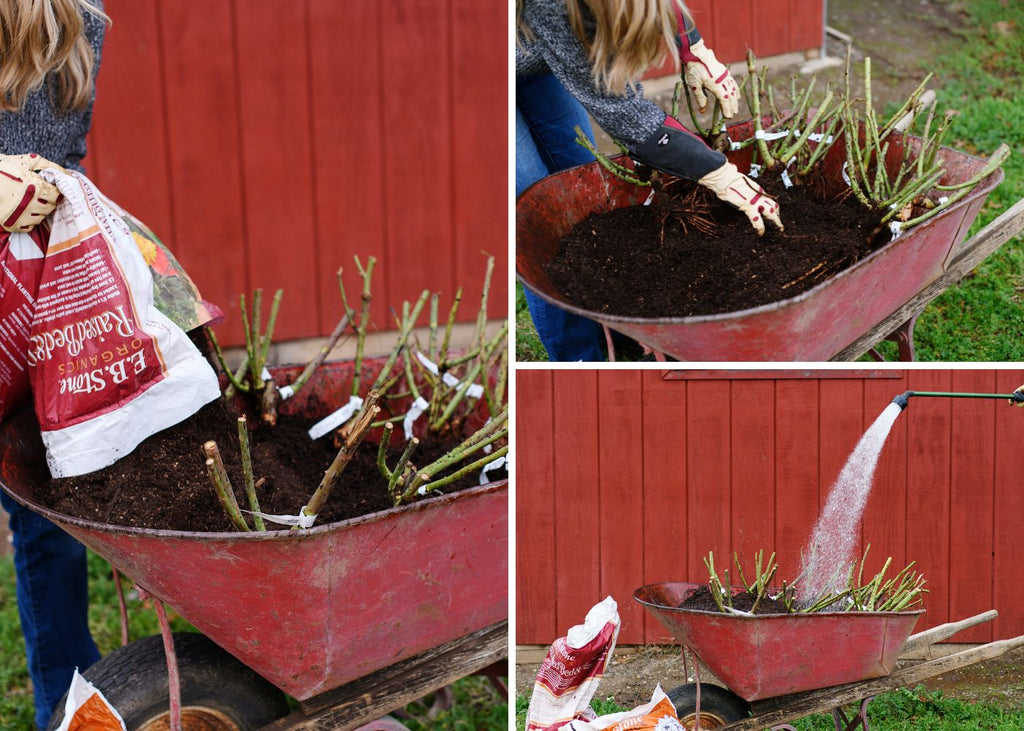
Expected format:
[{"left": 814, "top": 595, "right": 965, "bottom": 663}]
[
  {"left": 836, "top": 196, "right": 1024, "bottom": 361},
  {"left": 901, "top": 609, "right": 998, "bottom": 656}
]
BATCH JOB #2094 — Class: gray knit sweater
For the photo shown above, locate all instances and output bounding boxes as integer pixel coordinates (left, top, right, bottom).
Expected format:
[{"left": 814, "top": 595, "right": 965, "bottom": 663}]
[
  {"left": 0, "top": 1, "right": 106, "bottom": 173},
  {"left": 517, "top": 0, "right": 685, "bottom": 150}
]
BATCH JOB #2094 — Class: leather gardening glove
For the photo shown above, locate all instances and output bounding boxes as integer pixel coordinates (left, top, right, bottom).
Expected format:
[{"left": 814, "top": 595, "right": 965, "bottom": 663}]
[
  {"left": 1012, "top": 384, "right": 1024, "bottom": 407},
  {"left": 0, "top": 154, "right": 61, "bottom": 233},
  {"left": 699, "top": 161, "right": 784, "bottom": 236},
  {"left": 680, "top": 39, "right": 739, "bottom": 118}
]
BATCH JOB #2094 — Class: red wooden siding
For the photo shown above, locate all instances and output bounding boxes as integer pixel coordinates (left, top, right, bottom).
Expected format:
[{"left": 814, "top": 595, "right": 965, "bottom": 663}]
[
  {"left": 516, "top": 369, "right": 1024, "bottom": 646},
  {"left": 645, "top": 0, "right": 825, "bottom": 77},
  {"left": 85, "top": 1, "right": 507, "bottom": 346}
]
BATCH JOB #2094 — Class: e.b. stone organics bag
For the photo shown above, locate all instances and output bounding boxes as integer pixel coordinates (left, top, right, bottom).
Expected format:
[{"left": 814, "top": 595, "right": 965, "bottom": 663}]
[{"left": 0, "top": 168, "right": 220, "bottom": 477}]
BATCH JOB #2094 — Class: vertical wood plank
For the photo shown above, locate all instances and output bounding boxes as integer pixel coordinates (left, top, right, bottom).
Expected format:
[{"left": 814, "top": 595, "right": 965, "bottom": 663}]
[
  {"left": 88, "top": 1, "right": 173, "bottom": 237},
  {"left": 752, "top": 0, "right": 792, "bottom": 58},
  {"left": 597, "top": 371, "right": 645, "bottom": 643},
  {"left": 515, "top": 370, "right": 556, "bottom": 643},
  {"left": 993, "top": 369, "right": 1024, "bottom": 639},
  {"left": 948, "top": 369, "right": 995, "bottom": 643},
  {"left": 790, "top": 0, "right": 825, "bottom": 52},
  {"left": 861, "top": 375, "right": 908, "bottom": 581},
  {"left": 234, "top": 1, "right": 320, "bottom": 341},
  {"left": 686, "top": 379, "right": 732, "bottom": 583},
  {"left": 711, "top": 0, "right": 755, "bottom": 64},
  {"left": 308, "top": 0, "right": 388, "bottom": 329},
  {"left": 730, "top": 379, "right": 776, "bottom": 567},
  {"left": 641, "top": 371, "right": 687, "bottom": 643},
  {"left": 774, "top": 378, "right": 819, "bottom": 582},
  {"left": 552, "top": 371, "right": 602, "bottom": 633},
  {"left": 379, "top": 1, "right": 454, "bottom": 317},
  {"left": 451, "top": 0, "right": 508, "bottom": 319},
  {"left": 158, "top": 0, "right": 248, "bottom": 342},
  {"left": 904, "top": 369, "right": 952, "bottom": 630}
]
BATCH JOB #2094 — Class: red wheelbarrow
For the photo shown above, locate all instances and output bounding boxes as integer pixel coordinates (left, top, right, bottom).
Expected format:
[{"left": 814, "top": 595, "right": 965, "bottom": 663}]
[
  {"left": 0, "top": 360, "right": 508, "bottom": 730},
  {"left": 517, "top": 121, "right": 1024, "bottom": 361},
  {"left": 634, "top": 582, "right": 1024, "bottom": 730}
]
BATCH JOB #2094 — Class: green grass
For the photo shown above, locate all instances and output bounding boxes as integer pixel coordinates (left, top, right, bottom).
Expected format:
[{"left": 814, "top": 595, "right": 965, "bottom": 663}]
[
  {"left": 516, "top": 686, "right": 1024, "bottom": 730},
  {"left": 1, "top": 550, "right": 506, "bottom": 730},
  {"left": 517, "top": 1, "right": 1024, "bottom": 362}
]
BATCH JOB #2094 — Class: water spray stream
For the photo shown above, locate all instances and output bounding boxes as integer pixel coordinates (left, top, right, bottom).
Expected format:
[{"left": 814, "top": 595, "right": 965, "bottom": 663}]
[
  {"left": 798, "top": 388, "right": 1023, "bottom": 607},
  {"left": 799, "top": 402, "right": 904, "bottom": 604}
]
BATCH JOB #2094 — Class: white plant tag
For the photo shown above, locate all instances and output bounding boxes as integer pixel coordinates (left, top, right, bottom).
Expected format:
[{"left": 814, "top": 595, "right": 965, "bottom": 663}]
[
  {"left": 308, "top": 395, "right": 363, "bottom": 440},
  {"left": 480, "top": 456, "right": 507, "bottom": 485},
  {"left": 416, "top": 352, "right": 483, "bottom": 398},
  {"left": 404, "top": 396, "right": 430, "bottom": 440},
  {"left": 245, "top": 508, "right": 317, "bottom": 529}
]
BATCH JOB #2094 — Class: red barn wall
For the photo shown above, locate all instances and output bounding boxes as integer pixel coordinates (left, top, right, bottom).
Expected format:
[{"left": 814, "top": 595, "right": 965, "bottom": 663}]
[
  {"left": 85, "top": 1, "right": 507, "bottom": 346},
  {"left": 516, "top": 369, "right": 1024, "bottom": 646},
  {"left": 644, "top": 1, "right": 825, "bottom": 77}
]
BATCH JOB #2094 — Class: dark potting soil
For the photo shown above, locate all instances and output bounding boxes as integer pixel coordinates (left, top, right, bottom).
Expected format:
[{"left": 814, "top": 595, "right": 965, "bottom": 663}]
[
  {"left": 546, "top": 178, "right": 888, "bottom": 318},
  {"left": 36, "top": 398, "right": 484, "bottom": 533},
  {"left": 679, "top": 584, "right": 790, "bottom": 615}
]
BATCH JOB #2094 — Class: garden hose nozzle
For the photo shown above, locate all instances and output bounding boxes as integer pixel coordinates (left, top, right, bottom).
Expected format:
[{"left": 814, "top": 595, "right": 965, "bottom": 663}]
[{"left": 892, "top": 390, "right": 1024, "bottom": 409}]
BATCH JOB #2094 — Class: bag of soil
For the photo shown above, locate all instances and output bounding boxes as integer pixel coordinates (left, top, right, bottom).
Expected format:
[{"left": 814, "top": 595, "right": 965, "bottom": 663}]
[
  {"left": 563, "top": 686, "right": 684, "bottom": 731},
  {"left": 54, "top": 669, "right": 126, "bottom": 730},
  {"left": 1, "top": 168, "right": 220, "bottom": 477},
  {"left": 525, "top": 596, "right": 621, "bottom": 730}
]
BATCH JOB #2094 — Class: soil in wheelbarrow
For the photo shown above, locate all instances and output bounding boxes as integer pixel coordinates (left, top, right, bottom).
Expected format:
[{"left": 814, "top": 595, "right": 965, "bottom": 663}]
[
  {"left": 678, "top": 584, "right": 791, "bottom": 614},
  {"left": 33, "top": 397, "right": 497, "bottom": 532},
  {"left": 545, "top": 177, "right": 890, "bottom": 318}
]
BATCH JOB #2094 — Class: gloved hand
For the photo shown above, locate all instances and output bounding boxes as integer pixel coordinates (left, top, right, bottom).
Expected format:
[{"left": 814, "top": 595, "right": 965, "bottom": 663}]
[
  {"left": 698, "top": 161, "right": 784, "bottom": 236},
  {"left": 0, "top": 154, "right": 61, "bottom": 233},
  {"left": 680, "top": 39, "right": 739, "bottom": 118},
  {"left": 1012, "top": 384, "right": 1024, "bottom": 407}
]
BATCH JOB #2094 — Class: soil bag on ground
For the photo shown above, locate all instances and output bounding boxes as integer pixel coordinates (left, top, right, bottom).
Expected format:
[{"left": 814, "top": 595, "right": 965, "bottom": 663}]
[
  {"left": 564, "top": 686, "right": 684, "bottom": 731},
  {"left": 55, "top": 669, "right": 126, "bottom": 730},
  {"left": 0, "top": 168, "right": 220, "bottom": 477},
  {"left": 525, "top": 596, "right": 621, "bottom": 730}
]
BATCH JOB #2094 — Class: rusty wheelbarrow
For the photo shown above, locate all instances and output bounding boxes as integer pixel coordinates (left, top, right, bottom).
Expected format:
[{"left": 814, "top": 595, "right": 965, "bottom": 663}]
[
  {"left": 634, "top": 582, "right": 1024, "bottom": 730},
  {"left": 517, "top": 121, "right": 1024, "bottom": 361},
  {"left": 0, "top": 360, "right": 508, "bottom": 731}
]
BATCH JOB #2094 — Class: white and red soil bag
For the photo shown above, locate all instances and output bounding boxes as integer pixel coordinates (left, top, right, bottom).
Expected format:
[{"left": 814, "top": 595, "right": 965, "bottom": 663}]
[
  {"left": 526, "top": 597, "right": 686, "bottom": 731},
  {"left": 0, "top": 168, "right": 220, "bottom": 477}
]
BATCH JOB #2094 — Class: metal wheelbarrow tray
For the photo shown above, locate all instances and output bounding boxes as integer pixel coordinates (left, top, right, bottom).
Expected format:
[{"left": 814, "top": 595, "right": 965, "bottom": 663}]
[
  {"left": 0, "top": 359, "right": 508, "bottom": 708},
  {"left": 517, "top": 121, "right": 1020, "bottom": 361},
  {"left": 635, "top": 582, "right": 1024, "bottom": 730}
]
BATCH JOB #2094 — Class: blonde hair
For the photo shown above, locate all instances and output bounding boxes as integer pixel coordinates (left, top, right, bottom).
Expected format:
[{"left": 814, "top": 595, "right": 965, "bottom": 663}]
[
  {"left": 518, "top": 0, "right": 693, "bottom": 95},
  {"left": 0, "top": 0, "right": 109, "bottom": 113}
]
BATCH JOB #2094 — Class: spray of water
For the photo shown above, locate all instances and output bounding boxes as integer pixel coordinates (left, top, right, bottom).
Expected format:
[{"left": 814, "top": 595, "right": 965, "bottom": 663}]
[{"left": 798, "top": 401, "right": 904, "bottom": 604}]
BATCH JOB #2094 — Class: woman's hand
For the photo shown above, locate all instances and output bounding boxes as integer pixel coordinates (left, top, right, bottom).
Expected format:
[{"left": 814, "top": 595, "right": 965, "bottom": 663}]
[
  {"left": 698, "top": 162, "right": 783, "bottom": 236},
  {"left": 681, "top": 40, "right": 739, "bottom": 118},
  {"left": 0, "top": 154, "right": 61, "bottom": 233}
]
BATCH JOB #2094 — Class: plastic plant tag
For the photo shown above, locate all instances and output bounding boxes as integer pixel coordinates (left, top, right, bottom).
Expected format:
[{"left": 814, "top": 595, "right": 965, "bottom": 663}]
[
  {"left": 55, "top": 669, "right": 127, "bottom": 731},
  {"left": 525, "top": 596, "right": 620, "bottom": 731},
  {"left": 403, "top": 396, "right": 430, "bottom": 440},
  {"left": 415, "top": 352, "right": 483, "bottom": 398},
  {"left": 479, "top": 455, "right": 506, "bottom": 485},
  {"left": 308, "top": 395, "right": 363, "bottom": 440},
  {"left": 244, "top": 508, "right": 317, "bottom": 529}
]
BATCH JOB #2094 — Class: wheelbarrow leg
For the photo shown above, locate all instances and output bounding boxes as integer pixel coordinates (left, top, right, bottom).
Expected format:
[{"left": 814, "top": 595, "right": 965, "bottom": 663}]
[
  {"left": 138, "top": 587, "right": 184, "bottom": 731},
  {"left": 831, "top": 697, "right": 872, "bottom": 731}
]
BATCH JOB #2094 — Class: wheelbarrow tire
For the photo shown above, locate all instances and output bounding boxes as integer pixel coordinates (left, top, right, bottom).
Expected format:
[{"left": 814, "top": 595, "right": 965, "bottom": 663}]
[
  {"left": 45, "top": 632, "right": 289, "bottom": 731},
  {"left": 668, "top": 683, "right": 750, "bottom": 728}
]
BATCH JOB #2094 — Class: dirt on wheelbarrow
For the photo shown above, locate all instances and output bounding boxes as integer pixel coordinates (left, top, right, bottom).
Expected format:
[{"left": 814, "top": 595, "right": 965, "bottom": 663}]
[
  {"left": 34, "top": 397, "right": 487, "bottom": 532},
  {"left": 545, "top": 177, "right": 886, "bottom": 318}
]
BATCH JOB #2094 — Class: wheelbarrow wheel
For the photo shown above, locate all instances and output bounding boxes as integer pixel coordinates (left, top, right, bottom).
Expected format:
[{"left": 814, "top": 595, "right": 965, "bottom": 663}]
[
  {"left": 45, "top": 632, "right": 289, "bottom": 731},
  {"left": 668, "top": 683, "right": 750, "bottom": 729}
]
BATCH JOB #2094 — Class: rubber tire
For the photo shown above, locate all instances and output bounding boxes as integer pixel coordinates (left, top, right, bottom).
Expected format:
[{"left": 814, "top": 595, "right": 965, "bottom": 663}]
[
  {"left": 667, "top": 683, "right": 751, "bottom": 728},
  {"left": 45, "top": 632, "right": 290, "bottom": 731}
]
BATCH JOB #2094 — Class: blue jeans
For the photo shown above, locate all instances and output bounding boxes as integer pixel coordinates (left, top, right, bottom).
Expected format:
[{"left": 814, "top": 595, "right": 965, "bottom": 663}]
[
  {"left": 1, "top": 490, "right": 100, "bottom": 729},
  {"left": 517, "top": 73, "right": 605, "bottom": 362}
]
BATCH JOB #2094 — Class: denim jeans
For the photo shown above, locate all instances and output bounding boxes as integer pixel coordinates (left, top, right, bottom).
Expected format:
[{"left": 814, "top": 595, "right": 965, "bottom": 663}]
[
  {"left": 1, "top": 490, "right": 100, "bottom": 729},
  {"left": 517, "top": 73, "right": 605, "bottom": 362}
]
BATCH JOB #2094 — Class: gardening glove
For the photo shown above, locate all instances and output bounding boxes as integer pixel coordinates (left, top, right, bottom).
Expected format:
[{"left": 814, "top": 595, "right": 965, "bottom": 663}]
[
  {"left": 0, "top": 153, "right": 61, "bottom": 233},
  {"left": 698, "top": 161, "right": 784, "bottom": 236},
  {"left": 680, "top": 39, "right": 739, "bottom": 119},
  {"left": 1012, "top": 384, "right": 1024, "bottom": 407}
]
